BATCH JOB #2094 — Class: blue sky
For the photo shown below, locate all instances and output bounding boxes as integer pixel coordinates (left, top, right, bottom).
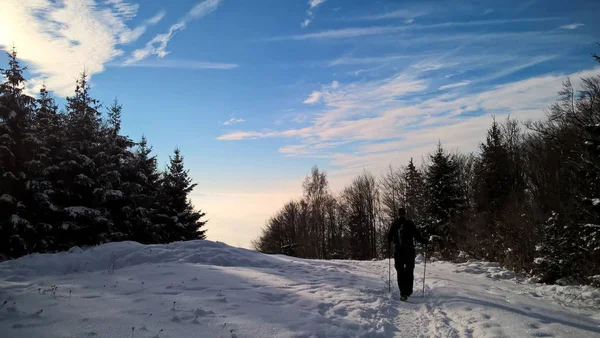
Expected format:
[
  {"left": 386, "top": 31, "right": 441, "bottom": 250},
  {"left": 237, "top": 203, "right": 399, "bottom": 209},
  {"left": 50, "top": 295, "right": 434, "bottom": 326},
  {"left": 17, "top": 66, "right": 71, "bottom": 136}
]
[{"left": 1, "top": 0, "right": 599, "bottom": 248}]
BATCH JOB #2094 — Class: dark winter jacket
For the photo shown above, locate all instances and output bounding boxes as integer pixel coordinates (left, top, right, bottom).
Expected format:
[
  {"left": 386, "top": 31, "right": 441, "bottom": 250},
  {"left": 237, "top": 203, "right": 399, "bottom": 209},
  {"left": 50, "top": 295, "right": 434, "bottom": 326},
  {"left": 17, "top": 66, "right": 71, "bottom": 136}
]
[{"left": 387, "top": 217, "right": 427, "bottom": 253}]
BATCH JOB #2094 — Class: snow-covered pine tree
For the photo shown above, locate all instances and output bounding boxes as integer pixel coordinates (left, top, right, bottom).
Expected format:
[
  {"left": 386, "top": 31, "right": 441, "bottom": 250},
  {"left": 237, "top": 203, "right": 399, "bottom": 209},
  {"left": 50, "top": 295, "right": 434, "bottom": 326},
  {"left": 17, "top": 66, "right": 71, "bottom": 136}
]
[
  {"left": 154, "top": 148, "right": 207, "bottom": 242},
  {"left": 424, "top": 142, "right": 463, "bottom": 258},
  {"left": 96, "top": 100, "right": 135, "bottom": 241},
  {"left": 472, "top": 118, "right": 513, "bottom": 260},
  {"left": 0, "top": 48, "right": 38, "bottom": 257},
  {"left": 34, "top": 85, "right": 63, "bottom": 167},
  {"left": 404, "top": 158, "right": 426, "bottom": 227},
  {"left": 57, "top": 72, "right": 110, "bottom": 248},
  {"left": 124, "top": 136, "right": 161, "bottom": 243},
  {"left": 26, "top": 85, "right": 65, "bottom": 252},
  {"left": 474, "top": 118, "right": 513, "bottom": 213},
  {"left": 535, "top": 211, "right": 585, "bottom": 284}
]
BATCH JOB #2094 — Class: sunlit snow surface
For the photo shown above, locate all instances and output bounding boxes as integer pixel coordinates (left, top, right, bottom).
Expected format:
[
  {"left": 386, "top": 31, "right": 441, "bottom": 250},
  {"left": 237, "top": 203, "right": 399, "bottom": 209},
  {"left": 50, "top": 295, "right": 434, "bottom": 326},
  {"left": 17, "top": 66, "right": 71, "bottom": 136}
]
[{"left": 1, "top": 240, "right": 599, "bottom": 337}]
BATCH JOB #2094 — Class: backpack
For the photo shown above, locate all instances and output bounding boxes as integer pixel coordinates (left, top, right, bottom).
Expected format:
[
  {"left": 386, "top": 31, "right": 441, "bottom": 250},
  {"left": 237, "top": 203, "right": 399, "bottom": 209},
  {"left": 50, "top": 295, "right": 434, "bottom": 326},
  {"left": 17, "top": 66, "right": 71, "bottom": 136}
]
[{"left": 396, "top": 218, "right": 413, "bottom": 247}]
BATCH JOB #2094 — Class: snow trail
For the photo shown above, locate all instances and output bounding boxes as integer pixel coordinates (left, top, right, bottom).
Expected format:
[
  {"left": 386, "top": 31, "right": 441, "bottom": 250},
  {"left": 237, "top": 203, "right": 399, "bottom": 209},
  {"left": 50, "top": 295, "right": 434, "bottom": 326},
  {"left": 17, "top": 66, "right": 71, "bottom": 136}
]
[{"left": 0, "top": 240, "right": 598, "bottom": 337}]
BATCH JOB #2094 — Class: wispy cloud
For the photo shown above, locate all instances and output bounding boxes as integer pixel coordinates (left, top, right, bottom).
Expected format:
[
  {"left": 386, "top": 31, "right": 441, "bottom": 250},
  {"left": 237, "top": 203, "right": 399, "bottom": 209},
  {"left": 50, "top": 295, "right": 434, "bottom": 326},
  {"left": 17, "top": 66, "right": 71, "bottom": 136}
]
[
  {"left": 302, "top": 0, "right": 327, "bottom": 28},
  {"left": 272, "top": 18, "right": 560, "bottom": 42},
  {"left": 127, "top": 23, "right": 182, "bottom": 62},
  {"left": 120, "top": 10, "right": 166, "bottom": 43},
  {"left": 217, "top": 127, "right": 313, "bottom": 141},
  {"left": 147, "top": 11, "right": 166, "bottom": 25},
  {"left": 303, "top": 91, "right": 323, "bottom": 104},
  {"left": 559, "top": 23, "right": 584, "bottom": 30},
  {"left": 106, "top": 0, "right": 139, "bottom": 20},
  {"left": 329, "top": 55, "right": 410, "bottom": 66},
  {"left": 218, "top": 131, "right": 265, "bottom": 140},
  {"left": 116, "top": 59, "right": 238, "bottom": 70},
  {"left": 278, "top": 143, "right": 339, "bottom": 158},
  {"left": 127, "top": 0, "right": 222, "bottom": 64},
  {"left": 349, "top": 7, "right": 554, "bottom": 25},
  {"left": 356, "top": 8, "right": 430, "bottom": 22},
  {"left": 272, "top": 26, "right": 401, "bottom": 41},
  {"left": 439, "top": 81, "right": 471, "bottom": 90},
  {"left": 0, "top": 0, "right": 157, "bottom": 96},
  {"left": 416, "top": 17, "right": 559, "bottom": 28},
  {"left": 279, "top": 145, "right": 312, "bottom": 156},
  {"left": 223, "top": 117, "right": 245, "bottom": 125},
  {"left": 480, "top": 55, "right": 557, "bottom": 82}
]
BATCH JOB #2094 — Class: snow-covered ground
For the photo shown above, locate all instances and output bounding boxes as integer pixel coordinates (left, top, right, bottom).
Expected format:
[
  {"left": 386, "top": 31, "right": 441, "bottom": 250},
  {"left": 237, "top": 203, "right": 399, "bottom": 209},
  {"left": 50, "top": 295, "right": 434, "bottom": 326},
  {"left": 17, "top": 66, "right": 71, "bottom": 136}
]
[{"left": 1, "top": 241, "right": 599, "bottom": 338}]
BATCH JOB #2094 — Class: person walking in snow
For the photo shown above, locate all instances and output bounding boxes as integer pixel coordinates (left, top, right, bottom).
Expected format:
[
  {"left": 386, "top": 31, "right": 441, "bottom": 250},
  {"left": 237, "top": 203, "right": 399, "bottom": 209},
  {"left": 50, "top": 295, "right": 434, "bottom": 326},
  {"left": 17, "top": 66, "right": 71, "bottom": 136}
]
[{"left": 388, "top": 207, "right": 428, "bottom": 301}]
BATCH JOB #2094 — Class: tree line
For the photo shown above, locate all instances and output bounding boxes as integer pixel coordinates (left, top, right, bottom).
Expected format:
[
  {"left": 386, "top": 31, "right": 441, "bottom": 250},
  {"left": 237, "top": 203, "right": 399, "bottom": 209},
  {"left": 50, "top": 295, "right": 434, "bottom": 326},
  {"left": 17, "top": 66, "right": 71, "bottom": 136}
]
[
  {"left": 253, "top": 50, "right": 600, "bottom": 286},
  {"left": 0, "top": 49, "right": 207, "bottom": 259}
]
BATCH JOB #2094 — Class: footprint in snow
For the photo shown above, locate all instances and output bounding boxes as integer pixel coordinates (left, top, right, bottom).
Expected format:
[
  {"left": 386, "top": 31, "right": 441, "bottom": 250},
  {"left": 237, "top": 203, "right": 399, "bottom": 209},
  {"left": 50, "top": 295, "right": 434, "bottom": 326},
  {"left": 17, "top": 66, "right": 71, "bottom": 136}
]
[
  {"left": 333, "top": 306, "right": 348, "bottom": 316},
  {"left": 153, "top": 291, "right": 181, "bottom": 296},
  {"left": 481, "top": 322, "right": 500, "bottom": 329},
  {"left": 209, "top": 296, "right": 227, "bottom": 303},
  {"left": 194, "top": 308, "right": 215, "bottom": 316},
  {"left": 317, "top": 302, "right": 334, "bottom": 315},
  {"left": 227, "top": 287, "right": 247, "bottom": 291},
  {"left": 258, "top": 291, "right": 287, "bottom": 303}
]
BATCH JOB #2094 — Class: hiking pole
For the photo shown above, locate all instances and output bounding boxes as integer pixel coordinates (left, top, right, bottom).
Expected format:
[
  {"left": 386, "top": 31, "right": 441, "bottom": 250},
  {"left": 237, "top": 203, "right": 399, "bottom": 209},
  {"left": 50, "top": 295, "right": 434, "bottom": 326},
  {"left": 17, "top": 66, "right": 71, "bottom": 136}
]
[
  {"left": 422, "top": 243, "right": 427, "bottom": 298},
  {"left": 388, "top": 241, "right": 391, "bottom": 293}
]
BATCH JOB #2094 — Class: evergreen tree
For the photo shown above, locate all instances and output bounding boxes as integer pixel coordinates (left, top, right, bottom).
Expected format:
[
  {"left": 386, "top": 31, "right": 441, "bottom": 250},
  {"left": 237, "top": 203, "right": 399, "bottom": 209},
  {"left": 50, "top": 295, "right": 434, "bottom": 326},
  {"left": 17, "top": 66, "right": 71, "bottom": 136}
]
[
  {"left": 154, "top": 149, "right": 207, "bottom": 242},
  {"left": 0, "top": 48, "right": 37, "bottom": 257},
  {"left": 34, "top": 85, "right": 63, "bottom": 162},
  {"left": 535, "top": 212, "right": 586, "bottom": 283},
  {"left": 26, "top": 85, "right": 64, "bottom": 252},
  {"left": 404, "top": 158, "right": 426, "bottom": 226},
  {"left": 57, "top": 72, "right": 110, "bottom": 248},
  {"left": 96, "top": 100, "right": 135, "bottom": 241},
  {"left": 472, "top": 118, "right": 513, "bottom": 259},
  {"left": 474, "top": 118, "right": 513, "bottom": 213},
  {"left": 425, "top": 142, "right": 463, "bottom": 258},
  {"left": 125, "top": 136, "right": 161, "bottom": 243}
]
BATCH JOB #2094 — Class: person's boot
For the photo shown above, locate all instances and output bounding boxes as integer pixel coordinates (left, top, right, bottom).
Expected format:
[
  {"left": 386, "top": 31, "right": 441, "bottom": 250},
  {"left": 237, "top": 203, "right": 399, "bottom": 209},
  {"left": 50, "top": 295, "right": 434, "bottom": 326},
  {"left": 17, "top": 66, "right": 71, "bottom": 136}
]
[{"left": 400, "top": 296, "right": 407, "bottom": 302}]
